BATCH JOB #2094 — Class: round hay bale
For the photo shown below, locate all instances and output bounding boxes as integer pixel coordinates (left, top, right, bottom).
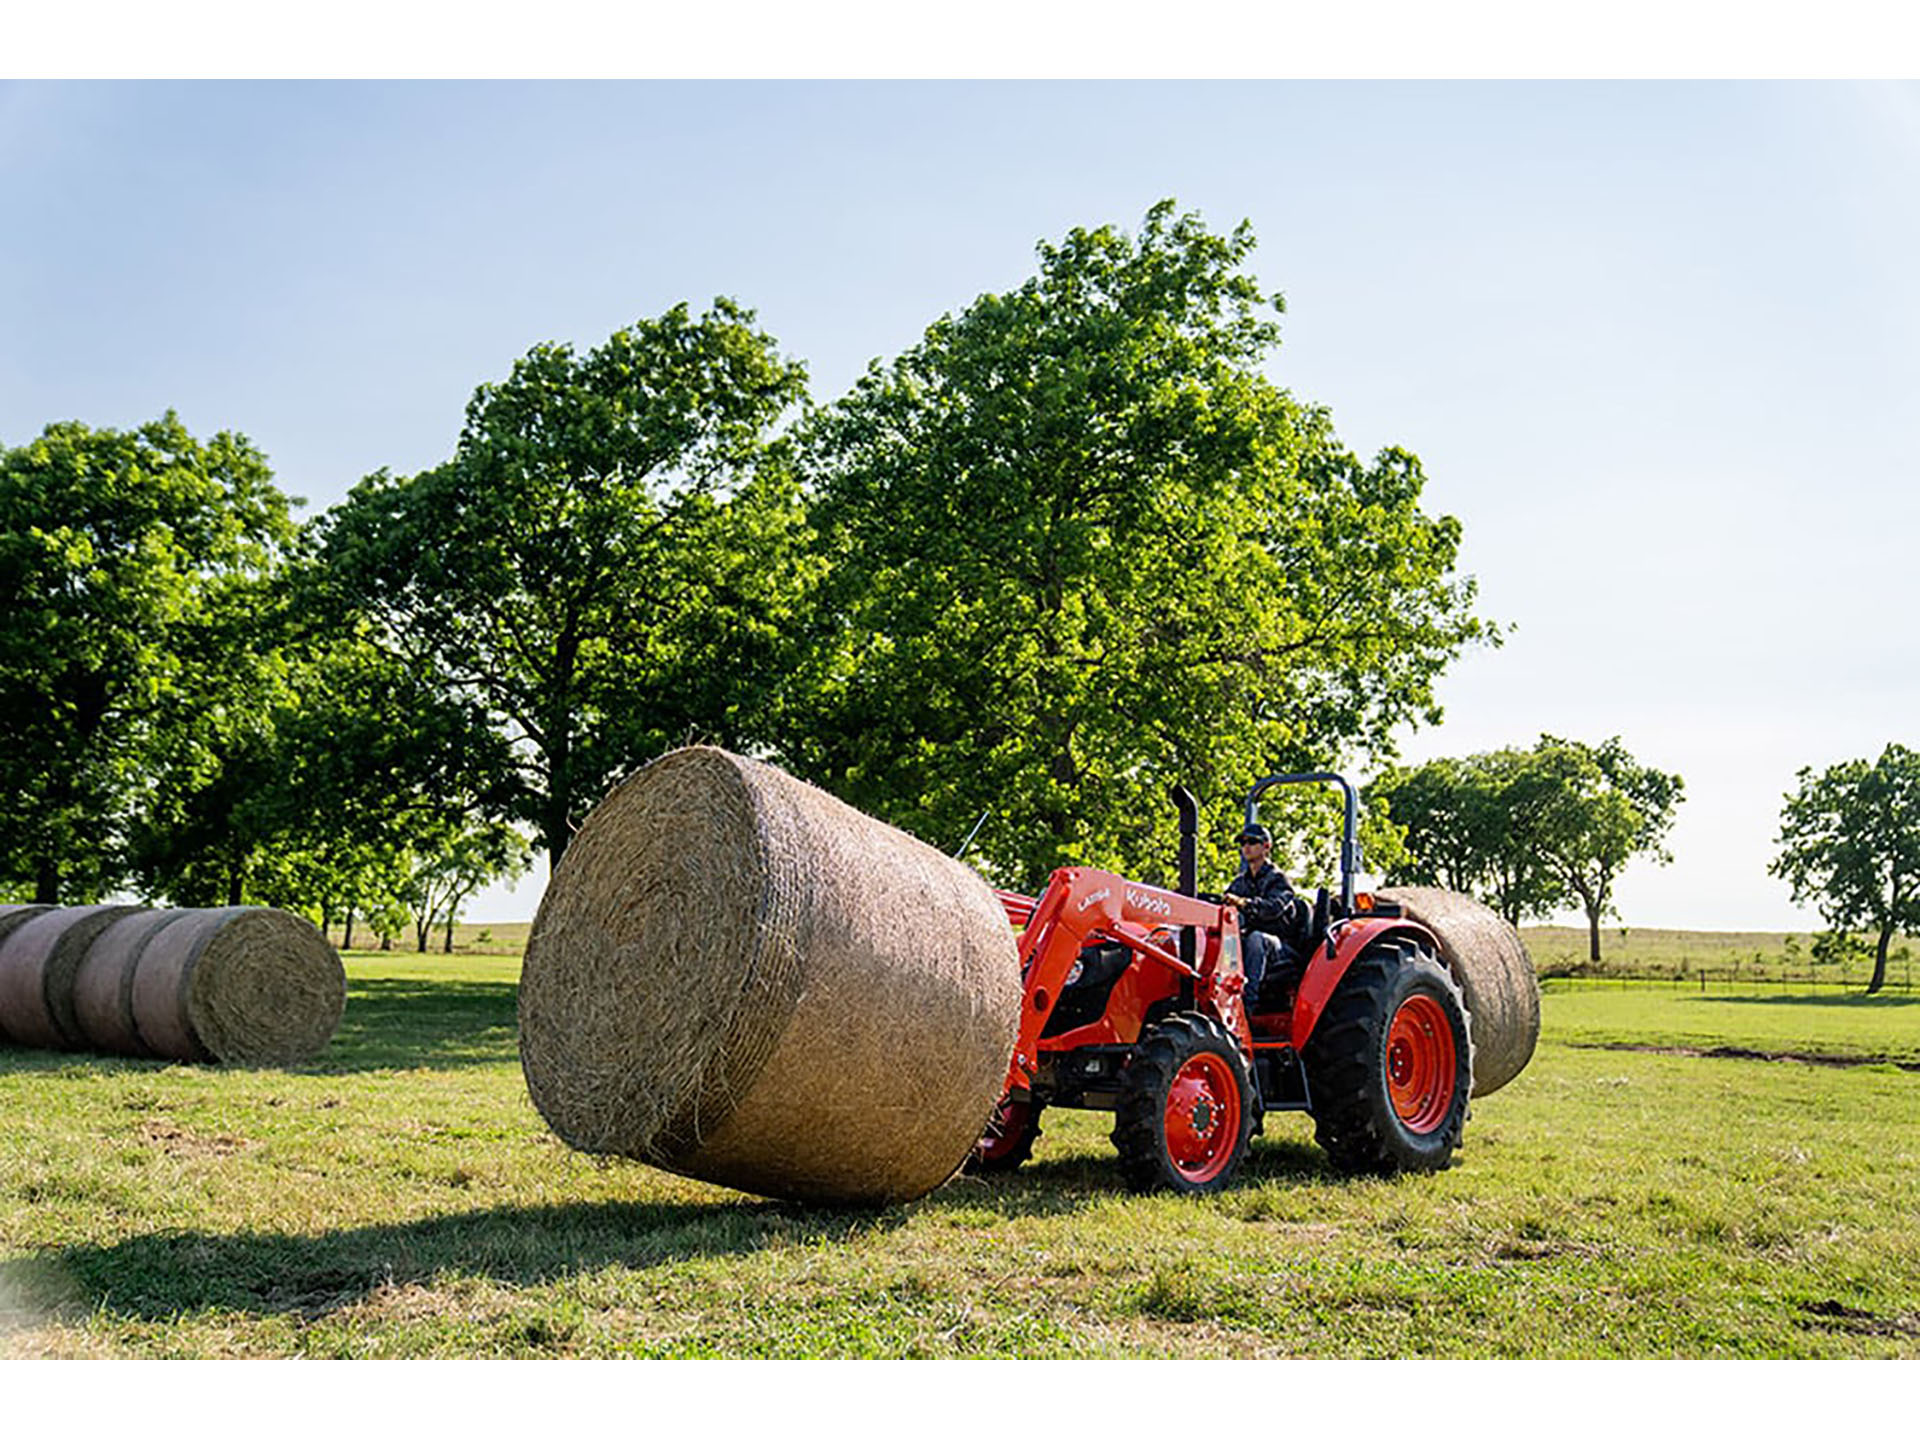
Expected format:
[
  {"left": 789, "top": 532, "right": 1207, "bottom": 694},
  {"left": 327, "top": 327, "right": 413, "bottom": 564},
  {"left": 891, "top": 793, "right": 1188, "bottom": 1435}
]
[
  {"left": 520, "top": 745, "right": 1022, "bottom": 1207},
  {"left": 0, "top": 905, "right": 54, "bottom": 1043},
  {"left": 72, "top": 908, "right": 195, "bottom": 1057},
  {"left": 1379, "top": 886, "right": 1540, "bottom": 1097},
  {"left": 0, "top": 904, "right": 143, "bottom": 1049},
  {"left": 130, "top": 907, "right": 346, "bottom": 1065}
]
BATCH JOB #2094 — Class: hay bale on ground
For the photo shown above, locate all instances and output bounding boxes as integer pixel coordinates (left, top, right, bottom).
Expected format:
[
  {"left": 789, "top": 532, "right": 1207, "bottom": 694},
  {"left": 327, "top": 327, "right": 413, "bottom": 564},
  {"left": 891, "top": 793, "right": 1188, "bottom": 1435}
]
[
  {"left": 0, "top": 904, "right": 142, "bottom": 1048},
  {"left": 520, "top": 745, "right": 1022, "bottom": 1206},
  {"left": 129, "top": 907, "right": 346, "bottom": 1065},
  {"left": 0, "top": 905, "right": 53, "bottom": 1044},
  {"left": 1380, "top": 886, "right": 1540, "bottom": 1097},
  {"left": 72, "top": 908, "right": 195, "bottom": 1057}
]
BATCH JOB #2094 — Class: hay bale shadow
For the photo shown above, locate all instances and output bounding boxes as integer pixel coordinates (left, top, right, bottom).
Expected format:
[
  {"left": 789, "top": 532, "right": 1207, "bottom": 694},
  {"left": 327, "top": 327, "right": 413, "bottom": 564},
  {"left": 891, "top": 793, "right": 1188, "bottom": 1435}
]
[{"left": 0, "top": 1197, "right": 904, "bottom": 1327}]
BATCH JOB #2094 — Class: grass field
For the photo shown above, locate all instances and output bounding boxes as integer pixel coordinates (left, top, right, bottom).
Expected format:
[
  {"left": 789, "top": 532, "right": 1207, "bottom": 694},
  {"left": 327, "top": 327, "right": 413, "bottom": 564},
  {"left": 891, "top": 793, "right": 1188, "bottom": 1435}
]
[{"left": 2, "top": 935, "right": 1916, "bottom": 1358}]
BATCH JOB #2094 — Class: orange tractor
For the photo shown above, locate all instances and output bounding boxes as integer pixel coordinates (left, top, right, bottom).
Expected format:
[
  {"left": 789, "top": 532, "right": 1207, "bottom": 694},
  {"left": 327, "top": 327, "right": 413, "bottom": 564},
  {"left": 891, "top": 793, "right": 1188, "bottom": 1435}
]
[{"left": 970, "top": 774, "right": 1472, "bottom": 1194}]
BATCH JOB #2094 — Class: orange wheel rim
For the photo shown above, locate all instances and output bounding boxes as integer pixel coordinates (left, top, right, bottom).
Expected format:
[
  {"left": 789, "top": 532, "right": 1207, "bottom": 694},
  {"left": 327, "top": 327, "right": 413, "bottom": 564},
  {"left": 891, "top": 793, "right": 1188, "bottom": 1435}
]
[
  {"left": 1164, "top": 1051, "right": 1241, "bottom": 1181},
  {"left": 1386, "top": 993, "right": 1456, "bottom": 1134}
]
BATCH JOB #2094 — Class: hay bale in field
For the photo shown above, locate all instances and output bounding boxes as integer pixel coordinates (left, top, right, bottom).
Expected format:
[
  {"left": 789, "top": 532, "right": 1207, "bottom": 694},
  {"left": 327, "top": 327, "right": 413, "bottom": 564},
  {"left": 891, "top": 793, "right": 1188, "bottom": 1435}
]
[
  {"left": 1379, "top": 886, "right": 1540, "bottom": 1097},
  {"left": 0, "top": 904, "right": 142, "bottom": 1048},
  {"left": 520, "top": 745, "right": 1022, "bottom": 1207},
  {"left": 0, "top": 905, "right": 53, "bottom": 1043},
  {"left": 72, "top": 908, "right": 196, "bottom": 1057},
  {"left": 129, "top": 907, "right": 346, "bottom": 1065}
]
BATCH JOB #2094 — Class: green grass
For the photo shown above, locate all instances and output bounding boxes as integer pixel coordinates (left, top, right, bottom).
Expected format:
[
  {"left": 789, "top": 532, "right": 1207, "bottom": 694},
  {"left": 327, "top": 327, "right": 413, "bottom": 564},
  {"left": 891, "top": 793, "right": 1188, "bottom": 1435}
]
[{"left": 2, "top": 946, "right": 1916, "bottom": 1357}]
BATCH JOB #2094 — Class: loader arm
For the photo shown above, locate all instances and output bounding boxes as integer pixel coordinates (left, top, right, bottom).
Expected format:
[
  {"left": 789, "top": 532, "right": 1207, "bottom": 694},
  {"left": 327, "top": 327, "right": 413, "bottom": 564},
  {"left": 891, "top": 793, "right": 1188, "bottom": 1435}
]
[{"left": 1000, "top": 867, "right": 1247, "bottom": 1095}]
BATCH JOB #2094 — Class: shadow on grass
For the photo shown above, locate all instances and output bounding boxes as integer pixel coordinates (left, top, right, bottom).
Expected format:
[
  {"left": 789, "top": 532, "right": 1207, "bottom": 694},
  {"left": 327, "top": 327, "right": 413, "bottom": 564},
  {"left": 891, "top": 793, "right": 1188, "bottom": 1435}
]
[
  {"left": 0, "top": 977, "right": 520, "bottom": 1078},
  {"left": 1, "top": 1195, "right": 905, "bottom": 1326},
  {"left": 3, "top": 1136, "right": 1340, "bottom": 1328},
  {"left": 1692, "top": 992, "right": 1920, "bottom": 1010},
  {"left": 319, "top": 977, "right": 520, "bottom": 1072}
]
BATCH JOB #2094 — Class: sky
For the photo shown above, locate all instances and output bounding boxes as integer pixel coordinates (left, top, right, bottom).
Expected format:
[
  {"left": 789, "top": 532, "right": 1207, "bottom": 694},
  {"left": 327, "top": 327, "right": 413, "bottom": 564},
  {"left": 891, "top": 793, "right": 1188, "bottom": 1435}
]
[{"left": 6, "top": 67, "right": 1920, "bottom": 931}]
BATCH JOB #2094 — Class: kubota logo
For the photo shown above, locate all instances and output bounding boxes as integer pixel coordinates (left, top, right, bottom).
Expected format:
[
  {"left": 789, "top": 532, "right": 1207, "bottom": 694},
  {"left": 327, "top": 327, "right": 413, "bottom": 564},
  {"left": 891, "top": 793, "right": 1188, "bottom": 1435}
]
[
  {"left": 1125, "top": 888, "right": 1172, "bottom": 917},
  {"left": 1077, "top": 888, "right": 1112, "bottom": 913}
]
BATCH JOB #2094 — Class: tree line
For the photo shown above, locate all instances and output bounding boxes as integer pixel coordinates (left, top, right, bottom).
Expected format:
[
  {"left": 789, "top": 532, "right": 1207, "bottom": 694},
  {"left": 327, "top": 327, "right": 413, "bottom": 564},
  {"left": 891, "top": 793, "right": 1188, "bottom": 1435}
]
[
  {"left": 0, "top": 203, "right": 1493, "bottom": 946},
  {"left": 1376, "top": 737, "right": 1919, "bottom": 993},
  {"left": 12, "top": 200, "right": 1893, "bottom": 977}
]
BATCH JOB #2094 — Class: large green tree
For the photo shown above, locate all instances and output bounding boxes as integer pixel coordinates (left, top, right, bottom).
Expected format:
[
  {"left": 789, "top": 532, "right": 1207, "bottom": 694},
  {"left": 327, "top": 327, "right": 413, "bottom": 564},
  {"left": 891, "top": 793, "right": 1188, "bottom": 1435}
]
[
  {"left": 1377, "top": 735, "right": 1683, "bottom": 961},
  {"left": 1772, "top": 742, "right": 1920, "bottom": 995},
  {"left": 0, "top": 414, "right": 296, "bottom": 902},
  {"left": 786, "top": 203, "right": 1494, "bottom": 890},
  {"left": 311, "top": 301, "right": 811, "bottom": 870}
]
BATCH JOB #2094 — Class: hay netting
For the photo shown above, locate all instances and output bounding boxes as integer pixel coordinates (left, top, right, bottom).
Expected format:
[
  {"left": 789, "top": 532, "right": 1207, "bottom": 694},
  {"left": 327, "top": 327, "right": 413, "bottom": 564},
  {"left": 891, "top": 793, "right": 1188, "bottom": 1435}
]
[
  {"left": 0, "top": 904, "right": 141, "bottom": 1049},
  {"left": 72, "top": 908, "right": 195, "bottom": 1057},
  {"left": 519, "top": 745, "right": 1023, "bottom": 1206},
  {"left": 1379, "top": 886, "right": 1540, "bottom": 1097},
  {"left": 129, "top": 907, "right": 346, "bottom": 1065}
]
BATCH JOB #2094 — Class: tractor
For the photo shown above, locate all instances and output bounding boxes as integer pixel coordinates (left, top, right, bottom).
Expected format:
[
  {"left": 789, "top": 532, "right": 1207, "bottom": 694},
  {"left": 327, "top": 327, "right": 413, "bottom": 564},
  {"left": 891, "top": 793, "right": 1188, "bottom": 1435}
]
[{"left": 968, "top": 773, "right": 1473, "bottom": 1194}]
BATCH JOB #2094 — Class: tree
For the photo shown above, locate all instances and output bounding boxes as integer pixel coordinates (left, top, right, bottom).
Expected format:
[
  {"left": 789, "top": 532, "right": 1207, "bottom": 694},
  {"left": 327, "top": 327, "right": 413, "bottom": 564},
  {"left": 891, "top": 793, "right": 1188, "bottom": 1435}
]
[
  {"left": 1771, "top": 743, "right": 1920, "bottom": 994},
  {"left": 786, "top": 202, "right": 1493, "bottom": 890},
  {"left": 1378, "top": 736, "right": 1682, "bottom": 962},
  {"left": 311, "top": 301, "right": 811, "bottom": 871},
  {"left": 1526, "top": 736, "right": 1683, "bottom": 964},
  {"left": 0, "top": 414, "right": 296, "bottom": 902}
]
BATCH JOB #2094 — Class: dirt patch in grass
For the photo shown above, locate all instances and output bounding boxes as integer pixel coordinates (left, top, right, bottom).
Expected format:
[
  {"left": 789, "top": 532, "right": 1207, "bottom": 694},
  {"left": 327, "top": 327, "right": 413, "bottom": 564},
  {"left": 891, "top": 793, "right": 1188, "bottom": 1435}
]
[
  {"left": 1795, "top": 1299, "right": 1920, "bottom": 1338},
  {"left": 1572, "top": 1041, "right": 1920, "bottom": 1073},
  {"left": 139, "top": 1120, "right": 255, "bottom": 1157}
]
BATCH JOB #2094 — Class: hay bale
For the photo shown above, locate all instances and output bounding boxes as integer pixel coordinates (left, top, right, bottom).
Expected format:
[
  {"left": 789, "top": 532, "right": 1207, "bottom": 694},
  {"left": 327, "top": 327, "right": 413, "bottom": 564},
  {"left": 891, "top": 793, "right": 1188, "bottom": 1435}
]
[
  {"left": 0, "top": 904, "right": 142, "bottom": 1049},
  {"left": 72, "top": 908, "right": 195, "bottom": 1057},
  {"left": 0, "top": 905, "right": 53, "bottom": 1044},
  {"left": 129, "top": 907, "right": 346, "bottom": 1065},
  {"left": 520, "top": 745, "right": 1022, "bottom": 1206},
  {"left": 1379, "top": 886, "right": 1540, "bottom": 1097}
]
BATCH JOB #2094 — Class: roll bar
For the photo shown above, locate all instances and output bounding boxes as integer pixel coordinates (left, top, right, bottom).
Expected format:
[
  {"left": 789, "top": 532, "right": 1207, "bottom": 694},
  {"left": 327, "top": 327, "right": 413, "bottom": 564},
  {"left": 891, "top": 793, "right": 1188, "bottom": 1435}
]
[{"left": 1243, "top": 772, "right": 1361, "bottom": 915}]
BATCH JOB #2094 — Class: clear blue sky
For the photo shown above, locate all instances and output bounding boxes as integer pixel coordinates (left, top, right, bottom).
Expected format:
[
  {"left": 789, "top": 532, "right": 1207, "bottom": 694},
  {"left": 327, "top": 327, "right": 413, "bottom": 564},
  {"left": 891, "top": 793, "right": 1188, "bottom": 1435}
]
[{"left": 6, "top": 79, "right": 1918, "bottom": 929}]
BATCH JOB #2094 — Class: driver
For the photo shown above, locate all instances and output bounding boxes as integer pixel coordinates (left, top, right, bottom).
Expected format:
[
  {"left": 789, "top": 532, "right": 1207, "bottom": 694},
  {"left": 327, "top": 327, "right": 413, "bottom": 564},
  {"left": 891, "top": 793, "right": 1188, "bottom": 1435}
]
[{"left": 1222, "top": 822, "right": 1312, "bottom": 1001}]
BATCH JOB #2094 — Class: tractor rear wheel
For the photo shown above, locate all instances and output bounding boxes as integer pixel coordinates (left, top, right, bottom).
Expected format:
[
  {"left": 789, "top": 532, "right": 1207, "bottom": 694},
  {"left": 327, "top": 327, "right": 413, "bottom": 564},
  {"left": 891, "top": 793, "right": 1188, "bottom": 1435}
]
[
  {"left": 1302, "top": 939, "right": 1472, "bottom": 1176},
  {"left": 1112, "top": 1012, "right": 1255, "bottom": 1195},
  {"left": 963, "top": 1094, "right": 1043, "bottom": 1174}
]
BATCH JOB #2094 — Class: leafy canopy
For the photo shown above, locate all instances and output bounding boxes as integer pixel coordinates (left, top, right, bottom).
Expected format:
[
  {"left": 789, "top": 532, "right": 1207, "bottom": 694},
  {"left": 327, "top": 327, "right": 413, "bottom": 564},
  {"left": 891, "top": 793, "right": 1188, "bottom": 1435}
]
[
  {"left": 1771, "top": 742, "right": 1920, "bottom": 993},
  {"left": 311, "top": 300, "right": 810, "bottom": 868},
  {"left": 787, "top": 202, "right": 1494, "bottom": 890},
  {"left": 0, "top": 413, "right": 295, "bottom": 902},
  {"left": 1375, "top": 735, "right": 1683, "bottom": 959}
]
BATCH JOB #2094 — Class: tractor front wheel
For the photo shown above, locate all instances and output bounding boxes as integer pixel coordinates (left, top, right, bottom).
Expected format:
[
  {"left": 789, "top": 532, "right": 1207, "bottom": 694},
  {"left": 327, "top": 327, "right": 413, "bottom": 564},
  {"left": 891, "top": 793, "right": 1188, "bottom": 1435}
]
[
  {"left": 964, "top": 1094, "right": 1043, "bottom": 1174},
  {"left": 1302, "top": 940, "right": 1472, "bottom": 1175},
  {"left": 1112, "top": 1013, "right": 1255, "bottom": 1195}
]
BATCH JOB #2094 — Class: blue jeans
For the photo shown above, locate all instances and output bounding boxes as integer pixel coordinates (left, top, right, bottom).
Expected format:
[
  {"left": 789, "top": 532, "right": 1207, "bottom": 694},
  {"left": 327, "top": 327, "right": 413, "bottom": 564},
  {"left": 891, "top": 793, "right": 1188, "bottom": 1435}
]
[{"left": 1243, "top": 931, "right": 1281, "bottom": 992}]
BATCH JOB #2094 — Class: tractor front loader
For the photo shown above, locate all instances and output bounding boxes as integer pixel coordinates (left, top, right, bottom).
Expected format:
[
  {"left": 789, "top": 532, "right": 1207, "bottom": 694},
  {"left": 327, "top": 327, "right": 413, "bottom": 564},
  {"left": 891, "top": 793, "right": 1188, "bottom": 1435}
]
[{"left": 970, "top": 775, "right": 1473, "bottom": 1195}]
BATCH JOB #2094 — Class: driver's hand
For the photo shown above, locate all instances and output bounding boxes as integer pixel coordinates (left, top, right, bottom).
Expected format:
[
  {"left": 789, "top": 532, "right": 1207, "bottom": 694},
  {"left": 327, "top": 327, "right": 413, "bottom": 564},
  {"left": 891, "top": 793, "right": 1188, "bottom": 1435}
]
[{"left": 1222, "top": 894, "right": 1244, "bottom": 909}]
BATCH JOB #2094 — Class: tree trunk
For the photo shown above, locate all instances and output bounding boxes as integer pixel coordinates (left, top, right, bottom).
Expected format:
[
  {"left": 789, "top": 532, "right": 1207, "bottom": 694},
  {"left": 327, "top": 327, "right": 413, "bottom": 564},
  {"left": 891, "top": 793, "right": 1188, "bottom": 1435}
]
[
  {"left": 1587, "top": 903, "right": 1603, "bottom": 964},
  {"left": 1871, "top": 921, "right": 1892, "bottom": 995},
  {"left": 34, "top": 858, "right": 58, "bottom": 905},
  {"left": 343, "top": 907, "right": 355, "bottom": 949},
  {"left": 226, "top": 864, "right": 244, "bottom": 907}
]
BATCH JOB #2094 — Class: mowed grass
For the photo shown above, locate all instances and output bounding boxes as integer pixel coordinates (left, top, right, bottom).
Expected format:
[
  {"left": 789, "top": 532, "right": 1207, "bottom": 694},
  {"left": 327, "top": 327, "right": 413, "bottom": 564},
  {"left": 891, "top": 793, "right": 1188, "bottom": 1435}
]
[{"left": 2, "top": 946, "right": 1916, "bottom": 1358}]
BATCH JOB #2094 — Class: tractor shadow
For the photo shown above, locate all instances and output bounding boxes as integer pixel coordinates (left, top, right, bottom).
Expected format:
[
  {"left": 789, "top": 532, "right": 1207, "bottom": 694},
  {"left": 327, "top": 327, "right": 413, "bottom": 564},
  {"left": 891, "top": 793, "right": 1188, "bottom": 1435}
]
[{"left": 0, "top": 1195, "right": 906, "bottom": 1328}]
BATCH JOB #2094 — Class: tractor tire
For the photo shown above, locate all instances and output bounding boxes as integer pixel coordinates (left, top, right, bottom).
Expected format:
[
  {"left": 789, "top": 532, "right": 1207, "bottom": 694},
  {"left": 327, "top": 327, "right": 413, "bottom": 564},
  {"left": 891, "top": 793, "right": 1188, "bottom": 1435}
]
[
  {"left": 1302, "top": 939, "right": 1472, "bottom": 1176},
  {"left": 1112, "top": 1012, "right": 1255, "bottom": 1195},
  {"left": 963, "top": 1095, "right": 1043, "bottom": 1175}
]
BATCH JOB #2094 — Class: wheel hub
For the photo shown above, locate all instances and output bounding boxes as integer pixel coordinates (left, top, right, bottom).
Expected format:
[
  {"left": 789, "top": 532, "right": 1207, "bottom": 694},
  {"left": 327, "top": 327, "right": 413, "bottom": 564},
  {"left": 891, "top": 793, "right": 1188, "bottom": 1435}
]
[
  {"left": 1163, "top": 1051, "right": 1241, "bottom": 1180},
  {"left": 1385, "top": 992, "right": 1457, "bottom": 1135}
]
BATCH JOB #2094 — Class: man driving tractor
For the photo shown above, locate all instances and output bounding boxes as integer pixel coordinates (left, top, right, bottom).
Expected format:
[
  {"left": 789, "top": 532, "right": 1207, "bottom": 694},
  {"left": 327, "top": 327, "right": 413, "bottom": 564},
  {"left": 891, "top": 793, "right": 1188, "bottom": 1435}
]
[{"left": 1222, "top": 821, "right": 1313, "bottom": 1002}]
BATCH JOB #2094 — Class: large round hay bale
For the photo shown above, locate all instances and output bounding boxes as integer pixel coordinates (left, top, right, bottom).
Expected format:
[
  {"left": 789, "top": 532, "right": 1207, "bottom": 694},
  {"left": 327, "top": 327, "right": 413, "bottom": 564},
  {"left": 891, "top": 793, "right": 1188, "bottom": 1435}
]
[
  {"left": 0, "top": 904, "right": 142, "bottom": 1049},
  {"left": 520, "top": 745, "right": 1022, "bottom": 1206},
  {"left": 129, "top": 907, "right": 346, "bottom": 1065},
  {"left": 1379, "top": 886, "right": 1540, "bottom": 1097},
  {"left": 0, "top": 905, "right": 54, "bottom": 1044},
  {"left": 72, "top": 908, "right": 195, "bottom": 1057}
]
